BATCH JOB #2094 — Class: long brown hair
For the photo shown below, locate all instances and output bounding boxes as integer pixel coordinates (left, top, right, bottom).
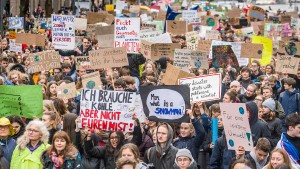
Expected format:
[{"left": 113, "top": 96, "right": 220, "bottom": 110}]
[
  {"left": 45, "top": 81, "right": 58, "bottom": 100},
  {"left": 47, "top": 131, "right": 76, "bottom": 156},
  {"left": 264, "top": 148, "right": 293, "bottom": 169},
  {"left": 117, "top": 143, "right": 140, "bottom": 163},
  {"left": 62, "top": 113, "right": 77, "bottom": 144}
]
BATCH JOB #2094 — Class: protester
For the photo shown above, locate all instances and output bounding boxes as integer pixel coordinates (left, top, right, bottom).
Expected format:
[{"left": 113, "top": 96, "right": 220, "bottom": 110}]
[
  {"left": 42, "top": 111, "right": 59, "bottom": 143},
  {"left": 0, "top": 117, "right": 16, "bottom": 163},
  {"left": 173, "top": 149, "right": 198, "bottom": 169},
  {"left": 117, "top": 143, "right": 148, "bottom": 169},
  {"left": 262, "top": 148, "right": 295, "bottom": 169},
  {"left": 41, "top": 131, "right": 81, "bottom": 169},
  {"left": 10, "top": 120, "right": 50, "bottom": 169},
  {"left": 116, "top": 157, "right": 138, "bottom": 169},
  {"left": 8, "top": 116, "right": 26, "bottom": 140}
]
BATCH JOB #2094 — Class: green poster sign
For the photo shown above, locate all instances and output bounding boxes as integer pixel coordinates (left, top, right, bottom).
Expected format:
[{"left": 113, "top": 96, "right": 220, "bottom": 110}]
[{"left": 0, "top": 85, "right": 43, "bottom": 118}]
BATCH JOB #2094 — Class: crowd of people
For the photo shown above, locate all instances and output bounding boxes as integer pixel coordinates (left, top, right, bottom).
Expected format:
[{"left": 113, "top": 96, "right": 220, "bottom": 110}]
[{"left": 0, "top": 2, "right": 300, "bottom": 169}]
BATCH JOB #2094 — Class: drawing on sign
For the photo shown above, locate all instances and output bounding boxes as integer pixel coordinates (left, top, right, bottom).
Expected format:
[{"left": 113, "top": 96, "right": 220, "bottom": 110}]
[{"left": 285, "top": 42, "right": 297, "bottom": 55}]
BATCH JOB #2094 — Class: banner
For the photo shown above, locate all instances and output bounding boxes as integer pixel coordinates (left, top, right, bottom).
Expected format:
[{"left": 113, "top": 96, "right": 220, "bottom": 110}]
[
  {"left": 220, "top": 103, "right": 254, "bottom": 151},
  {"left": 9, "top": 17, "right": 24, "bottom": 29},
  {"left": 28, "top": 51, "right": 61, "bottom": 73},
  {"left": 57, "top": 82, "right": 77, "bottom": 99},
  {"left": 89, "top": 47, "right": 129, "bottom": 69},
  {"left": 0, "top": 86, "right": 43, "bottom": 118},
  {"left": 178, "top": 74, "right": 222, "bottom": 102},
  {"left": 114, "top": 17, "right": 140, "bottom": 53},
  {"left": 52, "top": 14, "right": 75, "bottom": 50},
  {"left": 80, "top": 89, "right": 136, "bottom": 131},
  {"left": 139, "top": 85, "right": 190, "bottom": 122}
]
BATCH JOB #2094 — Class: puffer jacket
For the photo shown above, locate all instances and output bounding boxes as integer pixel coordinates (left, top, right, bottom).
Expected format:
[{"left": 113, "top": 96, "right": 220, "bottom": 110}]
[
  {"left": 41, "top": 145, "right": 82, "bottom": 169},
  {"left": 144, "top": 123, "right": 178, "bottom": 169},
  {"left": 0, "top": 136, "right": 16, "bottom": 163},
  {"left": 0, "top": 146, "right": 9, "bottom": 169}
]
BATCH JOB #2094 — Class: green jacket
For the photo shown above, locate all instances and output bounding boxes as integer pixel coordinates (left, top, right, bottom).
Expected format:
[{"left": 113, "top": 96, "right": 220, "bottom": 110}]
[{"left": 11, "top": 143, "right": 50, "bottom": 169}]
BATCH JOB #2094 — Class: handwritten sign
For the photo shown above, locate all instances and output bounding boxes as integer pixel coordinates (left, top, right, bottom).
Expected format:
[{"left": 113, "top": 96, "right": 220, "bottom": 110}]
[
  {"left": 0, "top": 86, "right": 43, "bottom": 118},
  {"left": 140, "top": 31, "right": 163, "bottom": 41},
  {"left": 9, "top": 39, "right": 22, "bottom": 53},
  {"left": 9, "top": 17, "right": 24, "bottom": 29},
  {"left": 174, "top": 49, "right": 209, "bottom": 71},
  {"left": 34, "top": 18, "right": 52, "bottom": 28},
  {"left": 81, "top": 71, "right": 102, "bottom": 89},
  {"left": 114, "top": 17, "right": 140, "bottom": 53},
  {"left": 166, "top": 21, "right": 188, "bottom": 35},
  {"left": 220, "top": 103, "right": 254, "bottom": 151},
  {"left": 205, "top": 30, "right": 219, "bottom": 40},
  {"left": 140, "top": 40, "right": 180, "bottom": 60},
  {"left": 186, "top": 31, "right": 199, "bottom": 50},
  {"left": 178, "top": 74, "right": 221, "bottom": 102},
  {"left": 249, "top": 6, "right": 265, "bottom": 21},
  {"left": 75, "top": 56, "right": 91, "bottom": 70},
  {"left": 80, "top": 89, "right": 136, "bottom": 132},
  {"left": 86, "top": 12, "right": 106, "bottom": 24},
  {"left": 74, "top": 18, "right": 87, "bottom": 30},
  {"left": 52, "top": 14, "right": 75, "bottom": 50},
  {"left": 139, "top": 85, "right": 190, "bottom": 122},
  {"left": 89, "top": 47, "right": 128, "bottom": 69},
  {"left": 57, "top": 82, "right": 76, "bottom": 99},
  {"left": 275, "top": 55, "right": 300, "bottom": 74},
  {"left": 28, "top": 51, "right": 61, "bottom": 73}
]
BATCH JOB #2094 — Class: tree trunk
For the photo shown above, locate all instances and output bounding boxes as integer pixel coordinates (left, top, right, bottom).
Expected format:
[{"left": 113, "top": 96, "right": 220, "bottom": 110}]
[
  {"left": 19, "top": 0, "right": 29, "bottom": 17},
  {"left": 45, "top": 0, "right": 53, "bottom": 17}
]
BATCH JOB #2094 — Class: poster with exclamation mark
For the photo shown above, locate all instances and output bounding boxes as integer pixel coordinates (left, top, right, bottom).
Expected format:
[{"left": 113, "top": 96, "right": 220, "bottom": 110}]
[{"left": 220, "top": 103, "right": 254, "bottom": 152}]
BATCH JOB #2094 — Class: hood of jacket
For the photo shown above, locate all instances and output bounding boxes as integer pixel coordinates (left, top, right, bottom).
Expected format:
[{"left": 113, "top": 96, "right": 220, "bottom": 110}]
[
  {"left": 155, "top": 122, "right": 174, "bottom": 155},
  {"left": 246, "top": 101, "right": 258, "bottom": 126}
]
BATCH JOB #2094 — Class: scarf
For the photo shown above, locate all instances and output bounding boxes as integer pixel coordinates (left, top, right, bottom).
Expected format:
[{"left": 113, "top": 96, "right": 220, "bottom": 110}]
[{"left": 51, "top": 151, "right": 64, "bottom": 169}]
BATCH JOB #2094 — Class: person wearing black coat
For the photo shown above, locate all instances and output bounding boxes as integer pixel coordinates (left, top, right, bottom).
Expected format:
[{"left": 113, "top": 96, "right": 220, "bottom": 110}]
[{"left": 84, "top": 118, "right": 142, "bottom": 169}]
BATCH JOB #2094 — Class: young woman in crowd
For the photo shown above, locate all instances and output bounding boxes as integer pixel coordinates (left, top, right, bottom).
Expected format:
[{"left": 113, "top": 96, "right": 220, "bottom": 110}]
[
  {"left": 262, "top": 148, "right": 296, "bottom": 169},
  {"left": 10, "top": 120, "right": 50, "bottom": 169},
  {"left": 8, "top": 116, "right": 26, "bottom": 140},
  {"left": 41, "top": 131, "right": 81, "bottom": 169},
  {"left": 117, "top": 143, "right": 148, "bottom": 169},
  {"left": 45, "top": 81, "right": 58, "bottom": 100},
  {"left": 42, "top": 111, "right": 60, "bottom": 143}
]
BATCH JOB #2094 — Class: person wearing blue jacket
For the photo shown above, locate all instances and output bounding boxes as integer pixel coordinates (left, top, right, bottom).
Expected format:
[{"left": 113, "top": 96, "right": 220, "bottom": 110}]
[
  {"left": 173, "top": 107, "right": 206, "bottom": 160},
  {"left": 0, "top": 117, "right": 16, "bottom": 164}
]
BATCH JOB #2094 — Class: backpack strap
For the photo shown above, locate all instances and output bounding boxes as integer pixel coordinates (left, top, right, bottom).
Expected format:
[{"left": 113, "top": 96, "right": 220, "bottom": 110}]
[{"left": 296, "top": 93, "right": 299, "bottom": 113}]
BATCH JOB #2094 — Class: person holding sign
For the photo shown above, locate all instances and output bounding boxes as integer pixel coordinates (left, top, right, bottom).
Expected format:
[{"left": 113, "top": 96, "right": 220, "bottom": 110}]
[
  {"left": 173, "top": 104, "right": 206, "bottom": 160},
  {"left": 84, "top": 115, "right": 142, "bottom": 169},
  {"left": 144, "top": 123, "right": 178, "bottom": 169}
]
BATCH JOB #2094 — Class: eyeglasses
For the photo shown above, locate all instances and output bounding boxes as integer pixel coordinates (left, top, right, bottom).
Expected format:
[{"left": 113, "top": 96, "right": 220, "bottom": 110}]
[
  {"left": 0, "top": 126, "right": 9, "bottom": 130},
  {"left": 27, "top": 129, "right": 39, "bottom": 133}
]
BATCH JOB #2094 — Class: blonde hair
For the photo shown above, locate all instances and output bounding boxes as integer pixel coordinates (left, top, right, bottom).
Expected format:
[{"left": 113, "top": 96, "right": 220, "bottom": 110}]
[
  {"left": 17, "top": 120, "right": 49, "bottom": 150},
  {"left": 264, "top": 148, "right": 293, "bottom": 169}
]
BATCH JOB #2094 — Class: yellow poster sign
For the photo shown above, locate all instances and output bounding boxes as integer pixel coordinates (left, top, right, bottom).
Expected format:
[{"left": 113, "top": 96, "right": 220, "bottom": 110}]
[{"left": 251, "top": 35, "right": 273, "bottom": 66}]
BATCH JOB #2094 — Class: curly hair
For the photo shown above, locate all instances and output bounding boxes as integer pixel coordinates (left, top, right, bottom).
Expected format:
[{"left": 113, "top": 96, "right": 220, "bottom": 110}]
[{"left": 17, "top": 120, "right": 49, "bottom": 150}]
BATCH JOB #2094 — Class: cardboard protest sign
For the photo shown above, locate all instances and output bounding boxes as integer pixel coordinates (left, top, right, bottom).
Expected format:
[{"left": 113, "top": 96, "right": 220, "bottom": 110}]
[
  {"left": 87, "top": 12, "right": 106, "bottom": 24},
  {"left": 248, "top": 6, "right": 265, "bottom": 21},
  {"left": 132, "top": 94, "right": 146, "bottom": 123},
  {"left": 205, "top": 30, "right": 219, "bottom": 40},
  {"left": 226, "top": 7, "right": 241, "bottom": 18},
  {"left": 240, "top": 43, "right": 263, "bottom": 58},
  {"left": 96, "top": 34, "right": 114, "bottom": 48},
  {"left": 0, "top": 86, "right": 43, "bottom": 118},
  {"left": 174, "top": 49, "right": 191, "bottom": 72},
  {"left": 228, "top": 18, "right": 240, "bottom": 26},
  {"left": 156, "top": 11, "right": 167, "bottom": 21},
  {"left": 178, "top": 74, "right": 222, "bottom": 102},
  {"left": 202, "top": 16, "right": 216, "bottom": 27},
  {"left": 166, "top": 21, "right": 188, "bottom": 35},
  {"left": 74, "top": 18, "right": 87, "bottom": 30},
  {"left": 140, "top": 31, "right": 163, "bottom": 41},
  {"left": 139, "top": 85, "right": 190, "bottom": 123},
  {"left": 9, "top": 39, "right": 22, "bottom": 53},
  {"left": 190, "top": 50, "right": 209, "bottom": 69},
  {"left": 129, "top": 5, "right": 140, "bottom": 13},
  {"left": 9, "top": 17, "right": 24, "bottom": 29},
  {"left": 252, "top": 36, "right": 273, "bottom": 65},
  {"left": 80, "top": 89, "right": 136, "bottom": 131},
  {"left": 81, "top": 71, "right": 102, "bottom": 89},
  {"left": 114, "top": 17, "right": 140, "bottom": 53},
  {"left": 16, "top": 33, "right": 46, "bottom": 46},
  {"left": 200, "top": 26, "right": 212, "bottom": 38},
  {"left": 86, "top": 24, "right": 98, "bottom": 35},
  {"left": 220, "top": 103, "right": 254, "bottom": 151},
  {"left": 161, "top": 63, "right": 195, "bottom": 85},
  {"left": 279, "top": 42, "right": 300, "bottom": 56},
  {"left": 182, "top": 10, "right": 198, "bottom": 20},
  {"left": 52, "top": 14, "right": 75, "bottom": 50},
  {"left": 212, "top": 45, "right": 239, "bottom": 68},
  {"left": 89, "top": 47, "right": 129, "bottom": 69},
  {"left": 186, "top": 31, "right": 199, "bottom": 50},
  {"left": 241, "top": 27, "right": 254, "bottom": 37},
  {"left": 95, "top": 25, "right": 114, "bottom": 35},
  {"left": 141, "top": 23, "right": 156, "bottom": 30},
  {"left": 251, "top": 22, "right": 264, "bottom": 34},
  {"left": 57, "top": 82, "right": 77, "bottom": 99},
  {"left": 198, "top": 40, "right": 212, "bottom": 52},
  {"left": 28, "top": 51, "right": 61, "bottom": 73},
  {"left": 275, "top": 55, "right": 300, "bottom": 74},
  {"left": 75, "top": 56, "right": 91, "bottom": 70},
  {"left": 140, "top": 40, "right": 180, "bottom": 60},
  {"left": 145, "top": 33, "right": 172, "bottom": 43}
]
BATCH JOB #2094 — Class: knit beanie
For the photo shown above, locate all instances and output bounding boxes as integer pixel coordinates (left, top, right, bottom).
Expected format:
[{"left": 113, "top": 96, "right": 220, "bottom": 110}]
[
  {"left": 176, "top": 148, "right": 193, "bottom": 161},
  {"left": 262, "top": 98, "right": 275, "bottom": 112}
]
